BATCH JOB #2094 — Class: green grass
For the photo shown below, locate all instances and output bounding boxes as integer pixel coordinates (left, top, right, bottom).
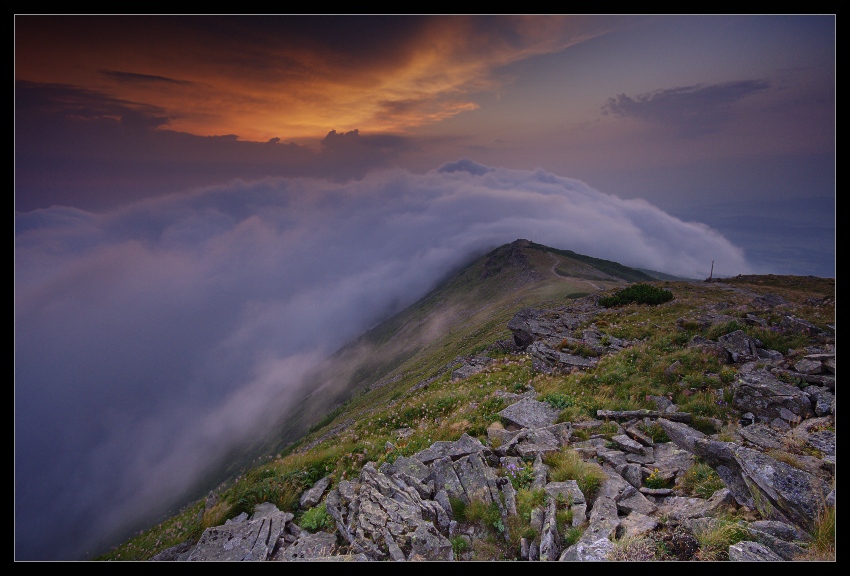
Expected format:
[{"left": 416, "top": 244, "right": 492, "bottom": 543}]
[
  {"left": 680, "top": 462, "right": 726, "bottom": 499},
  {"left": 692, "top": 519, "right": 751, "bottom": 561},
  {"left": 543, "top": 449, "right": 605, "bottom": 502},
  {"left": 798, "top": 505, "right": 835, "bottom": 560}
]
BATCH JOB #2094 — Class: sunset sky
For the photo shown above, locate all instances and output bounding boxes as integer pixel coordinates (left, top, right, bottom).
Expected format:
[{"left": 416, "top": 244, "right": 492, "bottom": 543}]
[{"left": 15, "top": 15, "right": 834, "bottom": 560}]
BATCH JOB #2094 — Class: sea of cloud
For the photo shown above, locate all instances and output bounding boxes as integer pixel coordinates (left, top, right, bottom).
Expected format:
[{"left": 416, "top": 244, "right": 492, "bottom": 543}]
[{"left": 14, "top": 160, "right": 750, "bottom": 559}]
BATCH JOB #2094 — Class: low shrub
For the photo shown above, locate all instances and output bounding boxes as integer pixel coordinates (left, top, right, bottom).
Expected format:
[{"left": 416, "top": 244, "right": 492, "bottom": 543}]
[
  {"left": 300, "top": 503, "right": 333, "bottom": 532},
  {"left": 598, "top": 284, "right": 673, "bottom": 308}
]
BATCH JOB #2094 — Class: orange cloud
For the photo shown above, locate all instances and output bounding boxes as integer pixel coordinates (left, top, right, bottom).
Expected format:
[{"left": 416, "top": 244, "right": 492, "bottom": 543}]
[{"left": 16, "top": 15, "right": 615, "bottom": 142}]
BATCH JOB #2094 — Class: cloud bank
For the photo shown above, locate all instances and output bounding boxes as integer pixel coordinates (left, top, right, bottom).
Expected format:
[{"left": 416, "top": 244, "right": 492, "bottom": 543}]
[
  {"left": 602, "top": 80, "right": 772, "bottom": 137},
  {"left": 14, "top": 161, "right": 750, "bottom": 559}
]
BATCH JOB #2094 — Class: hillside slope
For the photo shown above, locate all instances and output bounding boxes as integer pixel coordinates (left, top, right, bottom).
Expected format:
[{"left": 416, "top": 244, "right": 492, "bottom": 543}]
[{"left": 97, "top": 241, "right": 835, "bottom": 561}]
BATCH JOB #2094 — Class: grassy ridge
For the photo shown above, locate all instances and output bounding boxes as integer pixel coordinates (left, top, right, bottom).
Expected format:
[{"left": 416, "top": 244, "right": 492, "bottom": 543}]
[{"left": 96, "top": 243, "right": 834, "bottom": 561}]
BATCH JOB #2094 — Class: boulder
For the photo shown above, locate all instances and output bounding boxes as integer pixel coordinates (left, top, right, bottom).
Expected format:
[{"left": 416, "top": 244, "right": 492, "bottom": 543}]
[
  {"left": 498, "top": 397, "right": 561, "bottom": 429},
  {"left": 300, "top": 475, "right": 332, "bottom": 509},
  {"left": 732, "top": 369, "right": 814, "bottom": 425}
]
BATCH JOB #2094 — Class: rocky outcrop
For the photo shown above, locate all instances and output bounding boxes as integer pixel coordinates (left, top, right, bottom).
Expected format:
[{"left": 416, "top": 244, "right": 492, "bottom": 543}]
[
  {"left": 187, "top": 503, "right": 293, "bottom": 561},
  {"left": 732, "top": 368, "right": 815, "bottom": 427},
  {"left": 168, "top": 283, "right": 833, "bottom": 562}
]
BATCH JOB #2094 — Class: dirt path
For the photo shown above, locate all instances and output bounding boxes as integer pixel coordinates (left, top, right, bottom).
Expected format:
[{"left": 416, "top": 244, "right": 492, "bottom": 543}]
[{"left": 547, "top": 252, "right": 602, "bottom": 291}]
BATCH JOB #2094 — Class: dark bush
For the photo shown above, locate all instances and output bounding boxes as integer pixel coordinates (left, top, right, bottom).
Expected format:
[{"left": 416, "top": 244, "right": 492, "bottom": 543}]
[{"left": 598, "top": 284, "right": 674, "bottom": 307}]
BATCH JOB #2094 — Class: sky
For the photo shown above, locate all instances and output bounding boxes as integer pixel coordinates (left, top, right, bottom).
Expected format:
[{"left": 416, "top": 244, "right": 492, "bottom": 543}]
[{"left": 14, "top": 15, "right": 835, "bottom": 560}]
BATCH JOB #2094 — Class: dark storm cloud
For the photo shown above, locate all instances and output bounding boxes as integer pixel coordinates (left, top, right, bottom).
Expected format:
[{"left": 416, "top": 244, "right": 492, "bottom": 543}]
[
  {"left": 98, "top": 69, "right": 191, "bottom": 85},
  {"left": 15, "top": 82, "right": 411, "bottom": 211},
  {"left": 602, "top": 80, "right": 771, "bottom": 136},
  {"left": 15, "top": 162, "right": 750, "bottom": 559},
  {"left": 15, "top": 80, "right": 169, "bottom": 121}
]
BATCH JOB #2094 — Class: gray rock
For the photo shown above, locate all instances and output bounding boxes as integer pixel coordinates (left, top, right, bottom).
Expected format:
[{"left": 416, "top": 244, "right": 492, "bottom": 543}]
[
  {"left": 597, "top": 448, "right": 628, "bottom": 469},
  {"left": 728, "top": 541, "right": 784, "bottom": 561},
  {"left": 624, "top": 449, "right": 655, "bottom": 465},
  {"left": 620, "top": 463, "right": 643, "bottom": 489},
  {"left": 616, "top": 487, "right": 657, "bottom": 516},
  {"left": 596, "top": 409, "right": 692, "bottom": 423},
  {"left": 623, "top": 424, "right": 653, "bottom": 447},
  {"left": 805, "top": 386, "right": 835, "bottom": 416},
  {"left": 274, "top": 531, "right": 338, "bottom": 561},
  {"left": 651, "top": 442, "right": 695, "bottom": 478},
  {"left": 498, "top": 397, "right": 561, "bottom": 429},
  {"left": 597, "top": 465, "right": 632, "bottom": 501},
  {"left": 794, "top": 358, "right": 824, "bottom": 375},
  {"left": 745, "top": 526, "right": 806, "bottom": 560},
  {"left": 487, "top": 424, "right": 519, "bottom": 448},
  {"left": 571, "top": 495, "right": 618, "bottom": 561},
  {"left": 738, "top": 423, "right": 784, "bottom": 450},
  {"left": 222, "top": 511, "right": 248, "bottom": 526},
  {"left": 732, "top": 369, "right": 814, "bottom": 425},
  {"left": 507, "top": 308, "right": 544, "bottom": 348},
  {"left": 655, "top": 496, "right": 716, "bottom": 523},
  {"left": 588, "top": 495, "right": 619, "bottom": 534},
  {"left": 780, "top": 314, "right": 828, "bottom": 336},
  {"left": 718, "top": 330, "right": 760, "bottom": 362},
  {"left": 544, "top": 480, "right": 587, "bottom": 526},
  {"left": 555, "top": 351, "right": 598, "bottom": 370},
  {"left": 413, "top": 433, "right": 487, "bottom": 464},
  {"left": 384, "top": 456, "right": 430, "bottom": 483},
  {"left": 428, "top": 456, "right": 466, "bottom": 503},
  {"left": 657, "top": 418, "right": 706, "bottom": 454},
  {"left": 748, "top": 520, "right": 808, "bottom": 542},
  {"left": 542, "top": 421, "right": 573, "bottom": 446},
  {"left": 531, "top": 454, "right": 549, "bottom": 490},
  {"left": 150, "top": 538, "right": 196, "bottom": 561},
  {"left": 803, "top": 428, "right": 836, "bottom": 460},
  {"left": 661, "top": 418, "right": 831, "bottom": 533},
  {"left": 617, "top": 512, "right": 658, "bottom": 540},
  {"left": 300, "top": 475, "right": 332, "bottom": 509},
  {"left": 530, "top": 506, "right": 545, "bottom": 533},
  {"left": 539, "top": 499, "right": 560, "bottom": 561},
  {"left": 325, "top": 462, "right": 448, "bottom": 561},
  {"left": 408, "top": 522, "right": 454, "bottom": 561},
  {"left": 638, "top": 487, "right": 672, "bottom": 497},
  {"left": 188, "top": 506, "right": 290, "bottom": 561},
  {"left": 384, "top": 530, "right": 406, "bottom": 561},
  {"left": 611, "top": 434, "right": 646, "bottom": 455},
  {"left": 514, "top": 428, "right": 561, "bottom": 459},
  {"left": 451, "top": 365, "right": 479, "bottom": 381},
  {"left": 454, "top": 452, "right": 499, "bottom": 505},
  {"left": 823, "top": 356, "right": 835, "bottom": 374},
  {"left": 558, "top": 544, "right": 578, "bottom": 561},
  {"left": 757, "top": 347, "right": 785, "bottom": 361},
  {"left": 731, "top": 445, "right": 830, "bottom": 531}
]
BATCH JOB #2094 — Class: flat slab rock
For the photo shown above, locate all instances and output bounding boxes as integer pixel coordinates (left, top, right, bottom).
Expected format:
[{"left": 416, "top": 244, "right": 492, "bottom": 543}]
[
  {"left": 498, "top": 397, "right": 561, "bottom": 429},
  {"left": 412, "top": 433, "right": 486, "bottom": 464}
]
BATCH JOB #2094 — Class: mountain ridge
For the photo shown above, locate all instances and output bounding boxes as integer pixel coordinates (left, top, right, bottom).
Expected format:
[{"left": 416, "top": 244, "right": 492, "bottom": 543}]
[{"left": 94, "top": 240, "right": 835, "bottom": 561}]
